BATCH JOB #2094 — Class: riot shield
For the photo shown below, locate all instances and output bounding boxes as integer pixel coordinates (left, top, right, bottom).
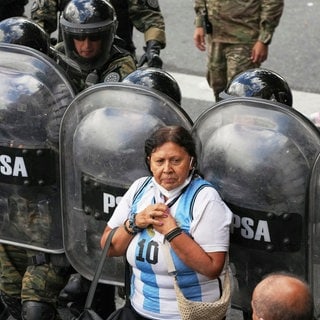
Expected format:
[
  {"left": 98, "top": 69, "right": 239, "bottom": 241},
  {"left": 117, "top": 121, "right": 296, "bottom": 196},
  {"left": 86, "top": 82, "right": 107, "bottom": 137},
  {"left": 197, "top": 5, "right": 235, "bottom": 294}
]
[
  {"left": 192, "top": 97, "right": 320, "bottom": 315},
  {"left": 308, "top": 153, "right": 320, "bottom": 317},
  {"left": 0, "top": 43, "right": 74, "bottom": 253},
  {"left": 60, "top": 82, "right": 192, "bottom": 285}
]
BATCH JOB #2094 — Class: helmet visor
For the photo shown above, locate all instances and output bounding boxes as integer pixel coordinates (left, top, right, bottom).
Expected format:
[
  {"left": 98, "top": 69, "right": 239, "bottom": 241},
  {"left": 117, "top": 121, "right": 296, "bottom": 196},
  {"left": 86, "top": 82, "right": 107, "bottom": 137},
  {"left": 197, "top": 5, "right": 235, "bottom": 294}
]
[{"left": 61, "top": 18, "right": 116, "bottom": 72}]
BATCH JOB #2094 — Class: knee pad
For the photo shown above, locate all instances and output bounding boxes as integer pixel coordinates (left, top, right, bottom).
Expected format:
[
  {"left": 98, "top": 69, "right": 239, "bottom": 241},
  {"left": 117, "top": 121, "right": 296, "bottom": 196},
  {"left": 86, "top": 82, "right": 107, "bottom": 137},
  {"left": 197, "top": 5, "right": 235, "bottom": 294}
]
[
  {"left": 21, "top": 301, "right": 56, "bottom": 320},
  {"left": 0, "top": 291, "right": 22, "bottom": 320}
]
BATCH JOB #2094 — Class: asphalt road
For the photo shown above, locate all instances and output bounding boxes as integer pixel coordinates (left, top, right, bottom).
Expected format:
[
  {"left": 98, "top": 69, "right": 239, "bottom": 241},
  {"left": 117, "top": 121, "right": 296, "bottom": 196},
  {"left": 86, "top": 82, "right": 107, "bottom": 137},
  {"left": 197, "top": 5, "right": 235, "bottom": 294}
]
[
  {"left": 140, "top": 0, "right": 320, "bottom": 94},
  {"left": 130, "top": 0, "right": 320, "bottom": 122}
]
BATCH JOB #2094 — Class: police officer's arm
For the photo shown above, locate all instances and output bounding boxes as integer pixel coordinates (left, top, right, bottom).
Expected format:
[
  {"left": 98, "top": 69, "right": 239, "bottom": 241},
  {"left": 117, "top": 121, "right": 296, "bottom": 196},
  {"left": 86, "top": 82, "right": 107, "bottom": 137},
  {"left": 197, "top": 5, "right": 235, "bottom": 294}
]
[
  {"left": 128, "top": 0, "right": 166, "bottom": 48},
  {"left": 128, "top": 0, "right": 165, "bottom": 67}
]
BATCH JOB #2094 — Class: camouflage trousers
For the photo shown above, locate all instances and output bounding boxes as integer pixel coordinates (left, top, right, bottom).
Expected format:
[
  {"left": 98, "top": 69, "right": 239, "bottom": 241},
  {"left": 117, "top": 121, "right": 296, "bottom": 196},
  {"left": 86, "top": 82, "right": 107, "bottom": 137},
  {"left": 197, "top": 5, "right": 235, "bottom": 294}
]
[
  {"left": 0, "top": 244, "right": 70, "bottom": 318},
  {"left": 206, "top": 41, "right": 260, "bottom": 101},
  {"left": 31, "top": 0, "right": 60, "bottom": 35}
]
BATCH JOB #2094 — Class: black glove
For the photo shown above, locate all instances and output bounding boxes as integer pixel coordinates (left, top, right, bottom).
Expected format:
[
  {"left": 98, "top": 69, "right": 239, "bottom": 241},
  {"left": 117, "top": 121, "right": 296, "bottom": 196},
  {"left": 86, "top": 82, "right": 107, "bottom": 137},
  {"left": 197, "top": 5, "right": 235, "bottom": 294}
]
[{"left": 138, "top": 40, "right": 163, "bottom": 68}]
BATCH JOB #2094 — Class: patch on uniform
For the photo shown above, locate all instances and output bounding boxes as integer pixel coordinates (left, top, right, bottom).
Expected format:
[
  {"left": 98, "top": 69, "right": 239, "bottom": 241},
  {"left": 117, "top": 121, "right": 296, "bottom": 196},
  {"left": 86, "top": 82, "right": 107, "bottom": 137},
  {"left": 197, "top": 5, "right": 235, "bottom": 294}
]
[
  {"left": 104, "top": 72, "right": 121, "bottom": 82},
  {"left": 146, "top": 0, "right": 159, "bottom": 9}
]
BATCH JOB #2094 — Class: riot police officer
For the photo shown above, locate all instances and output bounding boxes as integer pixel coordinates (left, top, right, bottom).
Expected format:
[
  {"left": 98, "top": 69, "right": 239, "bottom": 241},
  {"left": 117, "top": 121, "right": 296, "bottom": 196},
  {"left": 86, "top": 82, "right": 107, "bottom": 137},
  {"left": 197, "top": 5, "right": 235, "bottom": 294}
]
[
  {"left": 0, "top": 17, "right": 50, "bottom": 55},
  {"left": 54, "top": 0, "right": 136, "bottom": 317},
  {"left": 0, "top": 17, "right": 75, "bottom": 320},
  {"left": 31, "top": 0, "right": 166, "bottom": 67},
  {"left": 218, "top": 67, "right": 293, "bottom": 107},
  {"left": 122, "top": 67, "right": 182, "bottom": 105},
  {"left": 55, "top": 0, "right": 136, "bottom": 93}
]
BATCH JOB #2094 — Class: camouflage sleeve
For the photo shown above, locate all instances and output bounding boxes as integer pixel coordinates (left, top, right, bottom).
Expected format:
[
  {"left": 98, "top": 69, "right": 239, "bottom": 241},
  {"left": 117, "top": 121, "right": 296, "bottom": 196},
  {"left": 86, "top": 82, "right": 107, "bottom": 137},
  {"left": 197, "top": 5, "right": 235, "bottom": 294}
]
[
  {"left": 193, "top": 0, "right": 206, "bottom": 27},
  {"left": 128, "top": 0, "right": 166, "bottom": 48},
  {"left": 31, "top": 0, "right": 58, "bottom": 35},
  {"left": 259, "top": 0, "right": 284, "bottom": 44}
]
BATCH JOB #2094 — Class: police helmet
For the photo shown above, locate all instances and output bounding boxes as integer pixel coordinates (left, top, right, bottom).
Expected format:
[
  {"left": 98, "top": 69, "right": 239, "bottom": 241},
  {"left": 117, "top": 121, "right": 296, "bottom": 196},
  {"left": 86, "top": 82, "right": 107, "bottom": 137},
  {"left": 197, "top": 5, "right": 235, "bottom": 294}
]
[
  {"left": 219, "top": 68, "right": 293, "bottom": 107},
  {"left": 122, "top": 67, "right": 182, "bottom": 105},
  {"left": 0, "top": 17, "right": 50, "bottom": 54},
  {"left": 60, "top": 0, "right": 118, "bottom": 72}
]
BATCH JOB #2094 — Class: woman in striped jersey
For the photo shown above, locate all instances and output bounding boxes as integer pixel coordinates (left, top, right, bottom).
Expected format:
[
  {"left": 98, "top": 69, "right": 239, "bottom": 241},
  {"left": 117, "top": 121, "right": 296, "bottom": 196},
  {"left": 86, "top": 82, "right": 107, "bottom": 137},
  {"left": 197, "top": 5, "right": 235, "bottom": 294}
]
[{"left": 101, "top": 125, "right": 233, "bottom": 320}]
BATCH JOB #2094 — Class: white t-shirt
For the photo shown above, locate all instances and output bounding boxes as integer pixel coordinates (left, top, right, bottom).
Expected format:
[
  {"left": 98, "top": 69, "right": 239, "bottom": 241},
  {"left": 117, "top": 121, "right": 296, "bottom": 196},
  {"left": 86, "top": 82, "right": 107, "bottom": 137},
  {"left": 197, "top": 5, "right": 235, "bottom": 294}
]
[{"left": 108, "top": 176, "right": 232, "bottom": 320}]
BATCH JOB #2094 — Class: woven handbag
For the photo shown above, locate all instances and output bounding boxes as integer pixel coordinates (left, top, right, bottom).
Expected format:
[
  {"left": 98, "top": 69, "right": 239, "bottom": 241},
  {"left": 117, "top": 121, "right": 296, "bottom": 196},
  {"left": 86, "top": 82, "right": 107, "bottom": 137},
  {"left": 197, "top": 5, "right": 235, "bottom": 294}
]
[{"left": 164, "top": 241, "right": 231, "bottom": 320}]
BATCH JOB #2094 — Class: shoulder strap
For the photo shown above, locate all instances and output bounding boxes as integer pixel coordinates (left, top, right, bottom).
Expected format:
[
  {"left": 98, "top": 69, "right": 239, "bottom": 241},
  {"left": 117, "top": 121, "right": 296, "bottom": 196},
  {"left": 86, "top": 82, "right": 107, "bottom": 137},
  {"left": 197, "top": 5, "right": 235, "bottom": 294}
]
[
  {"left": 180, "top": 178, "right": 214, "bottom": 221},
  {"left": 84, "top": 227, "right": 118, "bottom": 309},
  {"left": 132, "top": 176, "right": 153, "bottom": 206},
  {"left": 189, "top": 181, "right": 213, "bottom": 220}
]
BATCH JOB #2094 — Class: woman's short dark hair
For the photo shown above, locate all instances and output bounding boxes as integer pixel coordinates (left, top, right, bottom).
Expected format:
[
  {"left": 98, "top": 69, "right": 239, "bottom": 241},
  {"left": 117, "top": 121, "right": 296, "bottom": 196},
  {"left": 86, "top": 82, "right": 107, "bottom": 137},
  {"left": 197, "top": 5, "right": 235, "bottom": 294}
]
[{"left": 144, "top": 125, "right": 197, "bottom": 171}]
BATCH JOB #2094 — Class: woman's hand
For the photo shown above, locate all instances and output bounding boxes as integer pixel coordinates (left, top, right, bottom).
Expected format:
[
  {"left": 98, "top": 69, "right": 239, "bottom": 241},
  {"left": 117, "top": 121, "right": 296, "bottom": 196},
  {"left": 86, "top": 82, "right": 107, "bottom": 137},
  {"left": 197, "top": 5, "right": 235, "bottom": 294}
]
[
  {"left": 135, "top": 203, "right": 169, "bottom": 229},
  {"left": 135, "top": 204, "right": 178, "bottom": 235},
  {"left": 152, "top": 211, "right": 179, "bottom": 235}
]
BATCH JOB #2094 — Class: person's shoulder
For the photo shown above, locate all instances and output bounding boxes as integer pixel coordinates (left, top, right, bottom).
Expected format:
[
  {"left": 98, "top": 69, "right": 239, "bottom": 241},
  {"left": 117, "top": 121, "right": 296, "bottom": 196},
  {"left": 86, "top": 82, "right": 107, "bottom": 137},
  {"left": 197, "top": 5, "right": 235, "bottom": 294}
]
[
  {"left": 109, "top": 44, "right": 135, "bottom": 62},
  {"left": 191, "top": 176, "right": 214, "bottom": 188},
  {"left": 126, "top": 176, "right": 153, "bottom": 197},
  {"left": 135, "top": 176, "right": 152, "bottom": 184},
  {"left": 130, "top": 176, "right": 152, "bottom": 190}
]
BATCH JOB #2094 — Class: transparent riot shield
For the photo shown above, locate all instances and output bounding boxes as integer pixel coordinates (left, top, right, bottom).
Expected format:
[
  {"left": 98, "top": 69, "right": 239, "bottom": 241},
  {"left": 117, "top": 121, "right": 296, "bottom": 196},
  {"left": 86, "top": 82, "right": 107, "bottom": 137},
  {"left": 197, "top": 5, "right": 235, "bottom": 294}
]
[
  {"left": 192, "top": 97, "right": 320, "bottom": 316},
  {"left": 308, "top": 153, "right": 320, "bottom": 318},
  {"left": 0, "top": 44, "right": 74, "bottom": 253},
  {"left": 60, "top": 82, "right": 192, "bottom": 285}
]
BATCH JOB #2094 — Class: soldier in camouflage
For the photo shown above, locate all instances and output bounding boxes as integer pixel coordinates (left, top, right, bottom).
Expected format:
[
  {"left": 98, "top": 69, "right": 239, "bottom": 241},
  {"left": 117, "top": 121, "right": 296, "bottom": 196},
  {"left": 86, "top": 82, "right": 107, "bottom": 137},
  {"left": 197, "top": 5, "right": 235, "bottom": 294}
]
[
  {"left": 193, "top": 0, "right": 284, "bottom": 101},
  {"left": 31, "top": 0, "right": 166, "bottom": 68}
]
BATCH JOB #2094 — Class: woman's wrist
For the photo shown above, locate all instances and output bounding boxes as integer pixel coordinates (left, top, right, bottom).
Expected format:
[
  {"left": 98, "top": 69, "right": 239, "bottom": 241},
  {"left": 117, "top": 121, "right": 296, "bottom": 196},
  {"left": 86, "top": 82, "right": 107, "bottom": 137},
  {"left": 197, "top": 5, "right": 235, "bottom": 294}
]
[
  {"left": 123, "top": 219, "right": 136, "bottom": 236},
  {"left": 128, "top": 214, "right": 143, "bottom": 234},
  {"left": 165, "top": 227, "right": 182, "bottom": 242}
]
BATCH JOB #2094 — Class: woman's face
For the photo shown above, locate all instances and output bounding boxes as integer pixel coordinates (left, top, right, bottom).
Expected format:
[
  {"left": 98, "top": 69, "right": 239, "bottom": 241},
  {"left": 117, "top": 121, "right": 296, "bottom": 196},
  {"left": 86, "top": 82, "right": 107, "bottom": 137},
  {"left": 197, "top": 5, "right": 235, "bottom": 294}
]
[{"left": 149, "top": 142, "right": 193, "bottom": 191}]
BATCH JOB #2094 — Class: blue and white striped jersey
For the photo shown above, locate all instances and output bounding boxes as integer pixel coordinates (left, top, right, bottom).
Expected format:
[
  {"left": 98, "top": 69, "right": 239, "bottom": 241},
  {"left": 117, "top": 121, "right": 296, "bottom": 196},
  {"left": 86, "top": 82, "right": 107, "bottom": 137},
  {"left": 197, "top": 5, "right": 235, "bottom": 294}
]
[{"left": 108, "top": 176, "right": 232, "bottom": 319}]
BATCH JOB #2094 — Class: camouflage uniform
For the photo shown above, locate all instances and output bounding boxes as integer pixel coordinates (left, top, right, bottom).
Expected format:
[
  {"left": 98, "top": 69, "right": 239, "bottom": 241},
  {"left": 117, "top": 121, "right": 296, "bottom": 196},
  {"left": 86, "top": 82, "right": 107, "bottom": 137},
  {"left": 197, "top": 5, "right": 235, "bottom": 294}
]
[
  {"left": 194, "top": 0, "right": 284, "bottom": 100},
  {"left": 0, "top": 245, "right": 69, "bottom": 320},
  {"left": 54, "top": 44, "right": 137, "bottom": 93},
  {"left": 0, "top": 0, "right": 28, "bottom": 21},
  {"left": 128, "top": 0, "right": 166, "bottom": 51},
  {"left": 31, "top": 0, "right": 166, "bottom": 54}
]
